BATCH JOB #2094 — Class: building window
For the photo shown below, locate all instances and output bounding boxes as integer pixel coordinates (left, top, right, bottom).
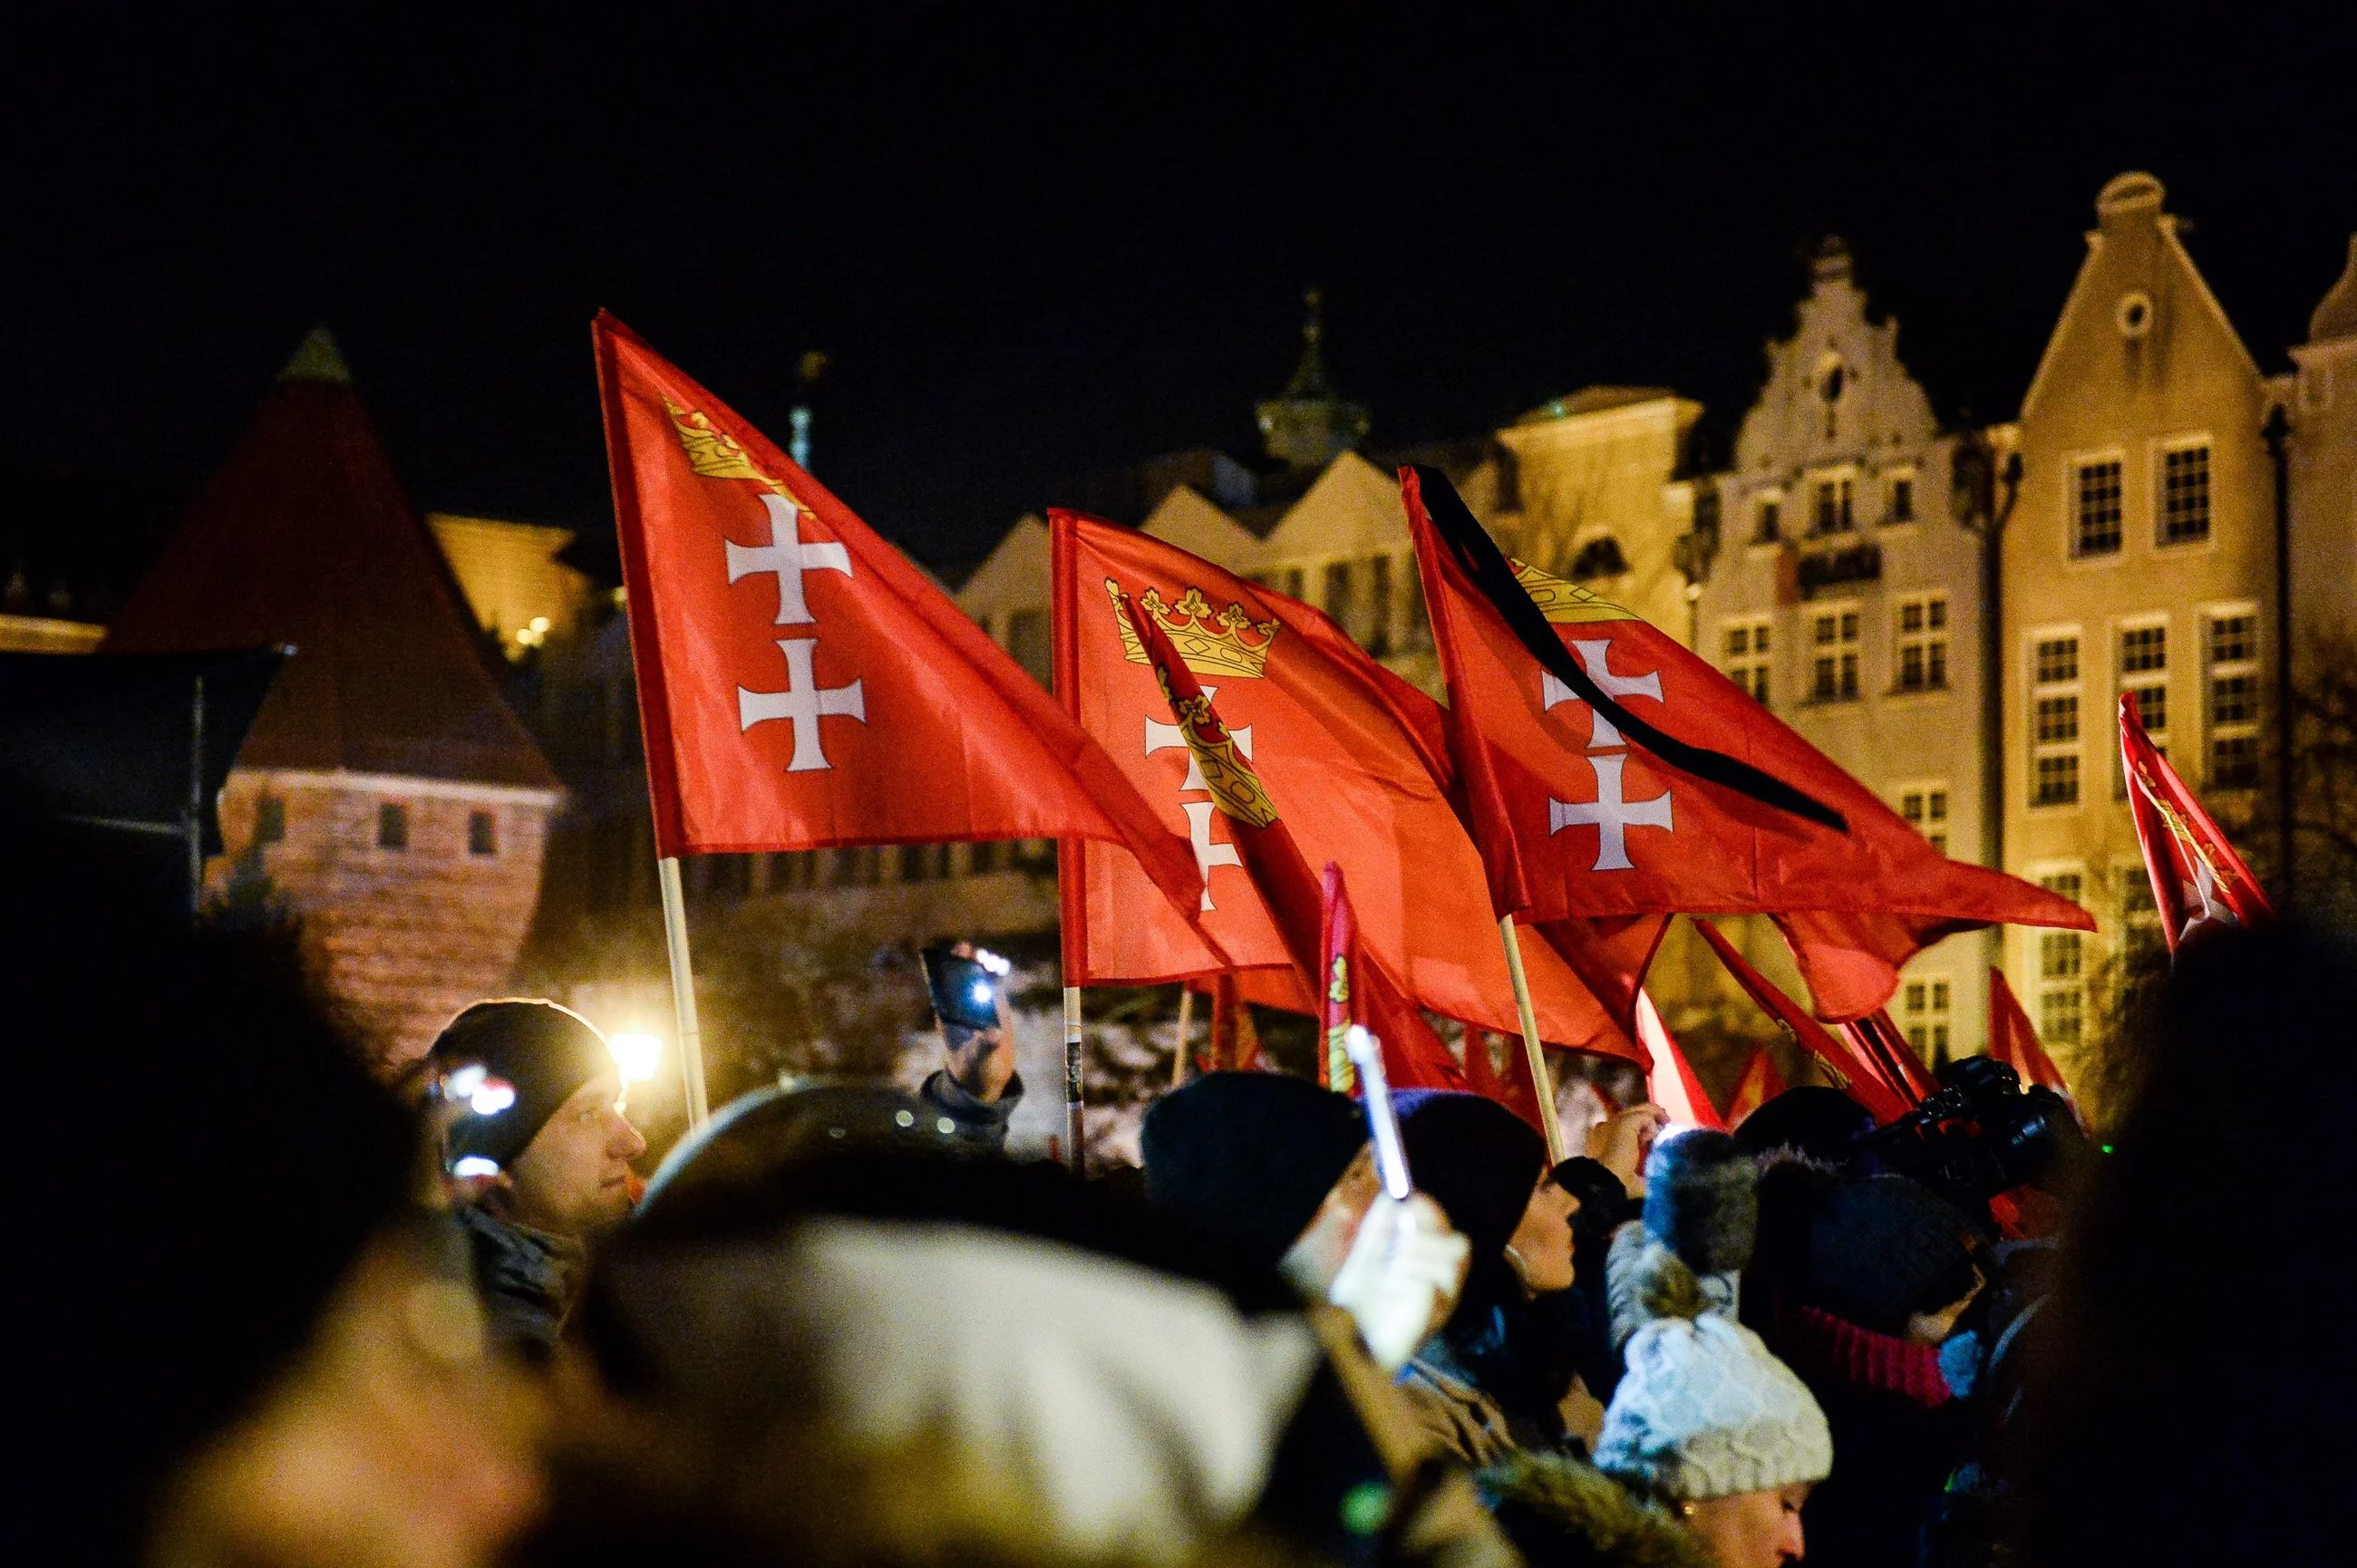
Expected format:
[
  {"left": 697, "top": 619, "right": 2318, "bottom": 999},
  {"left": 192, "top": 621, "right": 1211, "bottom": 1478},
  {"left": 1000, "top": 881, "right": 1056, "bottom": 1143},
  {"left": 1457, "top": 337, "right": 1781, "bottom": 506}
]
[
  {"left": 1812, "top": 474, "right": 1856, "bottom": 536},
  {"left": 2207, "top": 608, "right": 2261, "bottom": 788},
  {"left": 1324, "top": 560, "right": 1354, "bottom": 627},
  {"left": 2030, "top": 634, "right": 2082, "bottom": 807},
  {"left": 1723, "top": 617, "right": 1772, "bottom": 705},
  {"left": 1894, "top": 594, "right": 1949, "bottom": 692},
  {"left": 970, "top": 839, "right": 1000, "bottom": 876},
  {"left": 1755, "top": 495, "right": 1782, "bottom": 543},
  {"left": 2072, "top": 458, "right": 2124, "bottom": 557},
  {"left": 900, "top": 844, "right": 932, "bottom": 883},
  {"left": 1280, "top": 566, "right": 1305, "bottom": 601},
  {"left": 831, "top": 847, "right": 861, "bottom": 886},
  {"left": 467, "top": 810, "right": 498, "bottom": 857},
  {"left": 1887, "top": 471, "right": 1916, "bottom": 524},
  {"left": 1402, "top": 568, "right": 1431, "bottom": 652},
  {"left": 1901, "top": 977, "right": 1953, "bottom": 1063},
  {"left": 255, "top": 794, "right": 286, "bottom": 846},
  {"left": 377, "top": 802, "right": 409, "bottom": 851},
  {"left": 2122, "top": 876, "right": 2166, "bottom": 965},
  {"left": 1809, "top": 606, "right": 1860, "bottom": 702},
  {"left": 2118, "top": 621, "right": 2168, "bottom": 791},
  {"left": 2158, "top": 441, "right": 2212, "bottom": 546},
  {"left": 1898, "top": 783, "right": 1950, "bottom": 854},
  {"left": 2037, "top": 870, "right": 2086, "bottom": 1046},
  {"left": 1366, "top": 554, "right": 1394, "bottom": 657}
]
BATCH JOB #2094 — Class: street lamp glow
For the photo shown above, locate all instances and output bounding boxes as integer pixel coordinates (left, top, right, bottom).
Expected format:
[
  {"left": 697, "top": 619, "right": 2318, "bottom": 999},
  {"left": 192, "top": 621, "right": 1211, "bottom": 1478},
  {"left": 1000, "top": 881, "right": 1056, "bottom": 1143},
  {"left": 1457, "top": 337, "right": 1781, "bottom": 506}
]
[{"left": 608, "top": 1031, "right": 664, "bottom": 1084}]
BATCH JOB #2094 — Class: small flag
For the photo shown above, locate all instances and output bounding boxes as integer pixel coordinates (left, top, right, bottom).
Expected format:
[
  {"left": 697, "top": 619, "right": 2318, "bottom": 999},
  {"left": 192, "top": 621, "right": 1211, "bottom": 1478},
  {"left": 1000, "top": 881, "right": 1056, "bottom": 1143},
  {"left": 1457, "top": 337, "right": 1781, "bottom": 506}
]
[
  {"left": 1725, "top": 1046, "right": 1790, "bottom": 1128},
  {"left": 1691, "top": 916, "right": 1916, "bottom": 1125},
  {"left": 2121, "top": 690, "right": 2274, "bottom": 953},
  {"left": 1635, "top": 992, "right": 1723, "bottom": 1132},
  {"left": 1989, "top": 967, "right": 2071, "bottom": 1098}
]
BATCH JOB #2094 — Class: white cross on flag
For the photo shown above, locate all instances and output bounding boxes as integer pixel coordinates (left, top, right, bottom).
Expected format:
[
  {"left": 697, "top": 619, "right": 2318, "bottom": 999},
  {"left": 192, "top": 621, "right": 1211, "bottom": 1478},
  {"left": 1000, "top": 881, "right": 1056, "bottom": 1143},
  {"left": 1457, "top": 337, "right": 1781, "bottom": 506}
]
[{"left": 592, "top": 312, "right": 1204, "bottom": 921}]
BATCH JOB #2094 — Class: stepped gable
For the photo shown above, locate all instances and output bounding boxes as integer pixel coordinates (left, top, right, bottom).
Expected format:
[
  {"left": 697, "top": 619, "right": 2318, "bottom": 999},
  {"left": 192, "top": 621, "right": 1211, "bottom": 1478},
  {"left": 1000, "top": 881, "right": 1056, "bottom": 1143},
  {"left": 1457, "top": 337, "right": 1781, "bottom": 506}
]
[{"left": 106, "top": 330, "right": 558, "bottom": 792}]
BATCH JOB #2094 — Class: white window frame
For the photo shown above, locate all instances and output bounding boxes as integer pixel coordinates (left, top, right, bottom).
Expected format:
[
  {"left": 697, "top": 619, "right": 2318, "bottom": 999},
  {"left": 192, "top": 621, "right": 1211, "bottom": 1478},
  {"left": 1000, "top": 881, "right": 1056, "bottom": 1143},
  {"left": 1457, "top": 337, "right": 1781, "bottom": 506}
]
[
  {"left": 1883, "top": 466, "right": 1919, "bottom": 527},
  {"left": 2026, "top": 862, "right": 2090, "bottom": 1050},
  {"left": 2154, "top": 433, "right": 2215, "bottom": 550},
  {"left": 1892, "top": 590, "right": 1951, "bottom": 694},
  {"left": 2065, "top": 448, "right": 2128, "bottom": 562},
  {"left": 1898, "top": 973, "right": 1954, "bottom": 1061},
  {"left": 2201, "top": 600, "right": 2262, "bottom": 789},
  {"left": 1808, "top": 600, "right": 1864, "bottom": 702},
  {"left": 2114, "top": 613, "right": 2169, "bottom": 796},
  {"left": 1894, "top": 779, "right": 1953, "bottom": 856},
  {"left": 1721, "top": 615, "right": 1774, "bottom": 707},
  {"left": 2028, "top": 624, "right": 2085, "bottom": 810}
]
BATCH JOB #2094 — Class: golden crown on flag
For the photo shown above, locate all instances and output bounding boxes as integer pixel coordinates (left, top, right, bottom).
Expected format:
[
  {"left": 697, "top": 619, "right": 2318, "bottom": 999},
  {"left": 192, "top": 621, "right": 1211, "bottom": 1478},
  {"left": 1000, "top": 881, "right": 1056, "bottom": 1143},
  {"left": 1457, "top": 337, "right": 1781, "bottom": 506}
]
[
  {"left": 664, "top": 397, "right": 788, "bottom": 493},
  {"left": 1152, "top": 673, "right": 1281, "bottom": 828},
  {"left": 1509, "top": 558, "right": 1639, "bottom": 626},
  {"left": 1105, "top": 580, "right": 1281, "bottom": 679}
]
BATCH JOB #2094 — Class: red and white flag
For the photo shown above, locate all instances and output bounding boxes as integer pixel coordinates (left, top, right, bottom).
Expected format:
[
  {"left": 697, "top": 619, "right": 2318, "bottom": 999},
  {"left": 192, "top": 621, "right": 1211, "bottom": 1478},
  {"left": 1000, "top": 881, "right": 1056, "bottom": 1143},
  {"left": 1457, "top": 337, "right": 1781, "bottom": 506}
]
[
  {"left": 1320, "top": 859, "right": 1468, "bottom": 1098},
  {"left": 1052, "top": 511, "right": 1637, "bottom": 1063},
  {"left": 592, "top": 315, "right": 1201, "bottom": 916},
  {"left": 2121, "top": 690, "right": 2274, "bottom": 953},
  {"left": 1403, "top": 464, "right": 2091, "bottom": 1021}
]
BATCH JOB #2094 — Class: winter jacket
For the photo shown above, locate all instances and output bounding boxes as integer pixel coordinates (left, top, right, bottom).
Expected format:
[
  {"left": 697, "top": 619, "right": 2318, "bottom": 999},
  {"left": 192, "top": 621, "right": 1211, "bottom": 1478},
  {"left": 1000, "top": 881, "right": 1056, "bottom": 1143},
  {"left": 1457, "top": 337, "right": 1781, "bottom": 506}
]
[
  {"left": 1479, "top": 1451, "right": 1713, "bottom": 1568},
  {"left": 456, "top": 1202, "right": 583, "bottom": 1363},
  {"left": 1399, "top": 1344, "right": 1519, "bottom": 1467},
  {"left": 1766, "top": 1299, "right": 1972, "bottom": 1568}
]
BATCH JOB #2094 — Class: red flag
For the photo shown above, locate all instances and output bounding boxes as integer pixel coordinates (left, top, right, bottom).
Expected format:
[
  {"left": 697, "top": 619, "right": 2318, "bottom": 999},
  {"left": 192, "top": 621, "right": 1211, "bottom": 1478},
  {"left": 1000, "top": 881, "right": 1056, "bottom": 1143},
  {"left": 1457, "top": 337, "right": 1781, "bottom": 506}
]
[
  {"left": 1989, "top": 967, "right": 2071, "bottom": 1097},
  {"left": 1634, "top": 992, "right": 1724, "bottom": 1130},
  {"left": 2121, "top": 691, "right": 2274, "bottom": 952},
  {"left": 1320, "top": 860, "right": 1469, "bottom": 1099},
  {"left": 1127, "top": 590, "right": 1466, "bottom": 1092},
  {"left": 1842, "top": 1009, "right": 1937, "bottom": 1104},
  {"left": 1691, "top": 917, "right": 1915, "bottom": 1126},
  {"left": 1052, "top": 511, "right": 1636, "bottom": 1062},
  {"left": 1725, "top": 1046, "right": 1790, "bottom": 1128},
  {"left": 591, "top": 315, "right": 1202, "bottom": 915},
  {"left": 1402, "top": 464, "right": 2092, "bottom": 1021},
  {"left": 1207, "top": 972, "right": 1265, "bottom": 1072}
]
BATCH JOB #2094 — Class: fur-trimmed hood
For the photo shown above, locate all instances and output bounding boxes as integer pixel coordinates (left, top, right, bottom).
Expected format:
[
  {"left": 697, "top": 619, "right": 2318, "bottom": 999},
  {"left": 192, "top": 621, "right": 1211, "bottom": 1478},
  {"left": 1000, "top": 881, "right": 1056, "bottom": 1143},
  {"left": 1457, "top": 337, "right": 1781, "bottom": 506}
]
[{"left": 1478, "top": 1452, "right": 1713, "bottom": 1568}]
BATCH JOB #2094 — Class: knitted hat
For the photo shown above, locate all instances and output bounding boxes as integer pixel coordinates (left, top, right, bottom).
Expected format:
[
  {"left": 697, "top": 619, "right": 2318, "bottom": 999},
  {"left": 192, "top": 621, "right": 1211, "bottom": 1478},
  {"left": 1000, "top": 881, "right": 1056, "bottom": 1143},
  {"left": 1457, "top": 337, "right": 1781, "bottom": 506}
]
[
  {"left": 1596, "top": 1225, "right": 1833, "bottom": 1502},
  {"left": 1393, "top": 1089, "right": 1550, "bottom": 1265},
  {"left": 1732, "top": 1086, "right": 1874, "bottom": 1162},
  {"left": 1643, "top": 1129, "right": 1758, "bottom": 1277},
  {"left": 1805, "top": 1174, "right": 1981, "bottom": 1337},
  {"left": 432, "top": 998, "right": 615, "bottom": 1170},
  {"left": 1141, "top": 1072, "right": 1365, "bottom": 1271}
]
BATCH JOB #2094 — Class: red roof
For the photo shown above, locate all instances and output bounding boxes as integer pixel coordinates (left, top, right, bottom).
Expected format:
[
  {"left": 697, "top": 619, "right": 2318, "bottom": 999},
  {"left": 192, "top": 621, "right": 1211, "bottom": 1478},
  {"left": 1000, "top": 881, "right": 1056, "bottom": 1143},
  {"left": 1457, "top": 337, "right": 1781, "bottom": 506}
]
[{"left": 106, "top": 332, "right": 560, "bottom": 791}]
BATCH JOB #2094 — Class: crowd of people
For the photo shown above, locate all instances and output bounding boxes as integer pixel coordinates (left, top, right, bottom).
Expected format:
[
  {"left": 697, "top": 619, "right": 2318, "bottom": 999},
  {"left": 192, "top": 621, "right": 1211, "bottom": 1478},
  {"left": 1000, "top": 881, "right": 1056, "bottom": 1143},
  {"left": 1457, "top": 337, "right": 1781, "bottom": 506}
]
[{"left": 20, "top": 809, "right": 2354, "bottom": 1568}]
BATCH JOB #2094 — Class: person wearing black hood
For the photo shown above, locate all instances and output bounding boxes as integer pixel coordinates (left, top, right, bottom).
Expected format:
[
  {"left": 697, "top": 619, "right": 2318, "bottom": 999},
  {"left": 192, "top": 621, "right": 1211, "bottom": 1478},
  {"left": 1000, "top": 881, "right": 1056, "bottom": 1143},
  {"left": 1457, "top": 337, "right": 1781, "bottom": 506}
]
[{"left": 1391, "top": 1090, "right": 1593, "bottom": 1462}]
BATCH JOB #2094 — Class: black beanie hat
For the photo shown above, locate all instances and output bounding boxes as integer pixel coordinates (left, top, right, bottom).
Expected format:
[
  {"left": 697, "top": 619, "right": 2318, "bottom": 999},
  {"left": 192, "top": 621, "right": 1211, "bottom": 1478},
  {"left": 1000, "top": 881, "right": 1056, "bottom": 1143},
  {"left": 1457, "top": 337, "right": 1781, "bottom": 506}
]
[
  {"left": 432, "top": 999, "right": 614, "bottom": 1169},
  {"left": 1733, "top": 1085, "right": 1875, "bottom": 1162},
  {"left": 1644, "top": 1129, "right": 1760, "bottom": 1276},
  {"left": 1393, "top": 1089, "right": 1549, "bottom": 1265},
  {"left": 1806, "top": 1173, "right": 1981, "bottom": 1336},
  {"left": 1141, "top": 1071, "right": 1366, "bottom": 1271}
]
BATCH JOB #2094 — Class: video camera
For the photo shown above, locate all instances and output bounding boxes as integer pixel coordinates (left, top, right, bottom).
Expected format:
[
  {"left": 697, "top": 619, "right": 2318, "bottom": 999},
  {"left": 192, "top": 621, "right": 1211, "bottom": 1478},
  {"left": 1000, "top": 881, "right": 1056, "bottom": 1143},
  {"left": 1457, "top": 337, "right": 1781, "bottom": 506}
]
[{"left": 1857, "top": 1056, "right": 2084, "bottom": 1208}]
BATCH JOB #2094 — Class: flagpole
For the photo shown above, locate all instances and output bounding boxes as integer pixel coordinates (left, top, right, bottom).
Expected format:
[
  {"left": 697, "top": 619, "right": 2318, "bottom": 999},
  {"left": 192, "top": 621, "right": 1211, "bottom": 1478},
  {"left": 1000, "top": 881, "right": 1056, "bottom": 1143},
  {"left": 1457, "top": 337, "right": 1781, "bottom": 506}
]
[
  {"left": 656, "top": 856, "right": 712, "bottom": 1130},
  {"left": 1062, "top": 982, "right": 1085, "bottom": 1175},
  {"left": 1171, "top": 983, "right": 1195, "bottom": 1089},
  {"left": 1498, "top": 913, "right": 1570, "bottom": 1162}
]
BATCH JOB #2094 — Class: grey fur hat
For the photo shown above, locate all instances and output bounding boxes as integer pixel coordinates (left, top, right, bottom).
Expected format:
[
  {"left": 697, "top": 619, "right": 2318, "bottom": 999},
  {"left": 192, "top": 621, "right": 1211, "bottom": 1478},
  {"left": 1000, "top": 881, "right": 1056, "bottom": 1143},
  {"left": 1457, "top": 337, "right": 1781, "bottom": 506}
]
[
  {"left": 1642, "top": 1129, "right": 1759, "bottom": 1277},
  {"left": 1596, "top": 1224, "right": 1832, "bottom": 1503}
]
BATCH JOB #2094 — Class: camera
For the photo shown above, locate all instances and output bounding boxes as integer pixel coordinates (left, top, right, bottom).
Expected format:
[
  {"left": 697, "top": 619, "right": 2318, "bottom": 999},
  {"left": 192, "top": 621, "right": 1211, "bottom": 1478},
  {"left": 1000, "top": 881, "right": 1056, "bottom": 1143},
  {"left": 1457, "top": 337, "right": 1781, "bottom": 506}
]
[{"left": 1857, "top": 1056, "right": 2085, "bottom": 1208}]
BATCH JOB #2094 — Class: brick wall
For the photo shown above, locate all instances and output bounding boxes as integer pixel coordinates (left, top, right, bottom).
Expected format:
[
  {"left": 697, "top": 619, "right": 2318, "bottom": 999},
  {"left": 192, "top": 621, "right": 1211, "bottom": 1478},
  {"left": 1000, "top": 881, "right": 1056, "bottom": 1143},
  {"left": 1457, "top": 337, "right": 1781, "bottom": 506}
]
[{"left": 211, "top": 769, "right": 556, "bottom": 1075}]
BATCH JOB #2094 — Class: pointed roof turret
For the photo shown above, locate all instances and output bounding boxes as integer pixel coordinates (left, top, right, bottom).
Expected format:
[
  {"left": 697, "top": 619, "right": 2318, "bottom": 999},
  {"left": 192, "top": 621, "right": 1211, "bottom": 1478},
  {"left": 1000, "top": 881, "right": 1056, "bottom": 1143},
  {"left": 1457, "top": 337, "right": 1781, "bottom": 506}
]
[
  {"left": 2310, "top": 233, "right": 2357, "bottom": 345},
  {"left": 1256, "top": 287, "right": 1370, "bottom": 471},
  {"left": 105, "top": 334, "right": 558, "bottom": 790},
  {"left": 278, "top": 325, "right": 354, "bottom": 385}
]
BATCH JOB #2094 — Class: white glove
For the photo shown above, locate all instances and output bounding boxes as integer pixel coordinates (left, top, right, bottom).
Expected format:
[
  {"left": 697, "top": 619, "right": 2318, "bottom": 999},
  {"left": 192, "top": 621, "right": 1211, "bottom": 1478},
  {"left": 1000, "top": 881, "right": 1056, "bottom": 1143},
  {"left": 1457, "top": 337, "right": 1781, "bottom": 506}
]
[{"left": 1326, "top": 1192, "right": 1469, "bottom": 1372}]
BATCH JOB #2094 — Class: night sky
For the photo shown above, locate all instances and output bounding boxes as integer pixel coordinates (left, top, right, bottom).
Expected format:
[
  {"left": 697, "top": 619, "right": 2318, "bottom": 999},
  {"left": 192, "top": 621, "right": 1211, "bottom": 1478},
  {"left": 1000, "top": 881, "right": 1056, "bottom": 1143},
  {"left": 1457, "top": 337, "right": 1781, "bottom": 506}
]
[{"left": 5, "top": 3, "right": 2355, "bottom": 578}]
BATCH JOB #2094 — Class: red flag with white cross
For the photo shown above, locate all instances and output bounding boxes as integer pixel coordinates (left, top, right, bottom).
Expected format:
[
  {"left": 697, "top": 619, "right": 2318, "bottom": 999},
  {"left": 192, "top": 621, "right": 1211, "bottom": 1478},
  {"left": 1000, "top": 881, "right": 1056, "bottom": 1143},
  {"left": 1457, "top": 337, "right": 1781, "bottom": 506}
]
[
  {"left": 1052, "top": 509, "right": 1638, "bottom": 1064},
  {"left": 1402, "top": 464, "right": 2092, "bottom": 1022},
  {"left": 592, "top": 313, "right": 1202, "bottom": 916}
]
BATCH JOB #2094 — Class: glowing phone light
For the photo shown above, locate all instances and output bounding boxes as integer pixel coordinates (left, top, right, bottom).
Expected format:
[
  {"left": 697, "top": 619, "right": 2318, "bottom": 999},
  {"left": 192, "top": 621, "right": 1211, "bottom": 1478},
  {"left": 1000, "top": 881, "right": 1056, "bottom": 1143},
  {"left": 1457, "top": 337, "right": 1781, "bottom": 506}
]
[{"left": 970, "top": 980, "right": 994, "bottom": 1007}]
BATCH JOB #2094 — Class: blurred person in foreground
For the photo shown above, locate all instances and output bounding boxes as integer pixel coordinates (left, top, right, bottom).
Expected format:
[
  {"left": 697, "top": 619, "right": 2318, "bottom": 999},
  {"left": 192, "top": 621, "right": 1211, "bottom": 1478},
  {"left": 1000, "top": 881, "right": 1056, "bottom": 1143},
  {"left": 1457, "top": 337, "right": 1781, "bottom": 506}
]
[
  {"left": 547, "top": 1081, "right": 1516, "bottom": 1568},
  {"left": 431, "top": 1000, "right": 646, "bottom": 1362},
  {"left": 2010, "top": 921, "right": 2357, "bottom": 1566},
  {"left": 8, "top": 814, "right": 540, "bottom": 1568}
]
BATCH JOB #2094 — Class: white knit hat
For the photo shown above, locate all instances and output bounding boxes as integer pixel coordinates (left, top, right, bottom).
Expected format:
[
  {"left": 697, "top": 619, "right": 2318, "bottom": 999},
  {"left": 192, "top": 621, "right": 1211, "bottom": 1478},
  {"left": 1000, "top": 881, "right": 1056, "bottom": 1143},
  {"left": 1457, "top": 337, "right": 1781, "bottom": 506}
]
[{"left": 1594, "top": 1225, "right": 1832, "bottom": 1502}]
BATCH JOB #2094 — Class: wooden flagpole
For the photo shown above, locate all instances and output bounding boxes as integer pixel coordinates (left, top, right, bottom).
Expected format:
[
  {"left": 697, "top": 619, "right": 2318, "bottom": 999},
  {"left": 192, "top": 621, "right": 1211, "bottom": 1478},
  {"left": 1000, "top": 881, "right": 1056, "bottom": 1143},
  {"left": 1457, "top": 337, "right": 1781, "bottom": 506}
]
[
  {"left": 1171, "top": 983, "right": 1195, "bottom": 1089},
  {"left": 1498, "top": 913, "right": 1570, "bottom": 1162},
  {"left": 1062, "top": 982, "right": 1086, "bottom": 1175},
  {"left": 656, "top": 856, "right": 712, "bottom": 1130}
]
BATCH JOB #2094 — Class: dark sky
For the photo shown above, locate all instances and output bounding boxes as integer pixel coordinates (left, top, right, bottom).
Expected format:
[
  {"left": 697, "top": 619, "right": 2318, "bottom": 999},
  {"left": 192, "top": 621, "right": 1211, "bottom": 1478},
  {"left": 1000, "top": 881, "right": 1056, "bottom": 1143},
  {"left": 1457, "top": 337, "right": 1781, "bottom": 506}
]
[{"left": 5, "top": 3, "right": 2355, "bottom": 577}]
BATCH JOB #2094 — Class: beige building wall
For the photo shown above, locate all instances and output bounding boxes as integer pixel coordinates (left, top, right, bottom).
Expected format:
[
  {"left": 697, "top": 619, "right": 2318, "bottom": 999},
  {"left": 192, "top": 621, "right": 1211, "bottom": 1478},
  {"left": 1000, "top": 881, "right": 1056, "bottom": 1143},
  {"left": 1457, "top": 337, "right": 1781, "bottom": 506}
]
[
  {"left": 2003, "top": 172, "right": 2281, "bottom": 1082},
  {"left": 1693, "top": 240, "right": 1994, "bottom": 1059},
  {"left": 2290, "top": 235, "right": 2357, "bottom": 671},
  {"left": 429, "top": 513, "right": 595, "bottom": 655}
]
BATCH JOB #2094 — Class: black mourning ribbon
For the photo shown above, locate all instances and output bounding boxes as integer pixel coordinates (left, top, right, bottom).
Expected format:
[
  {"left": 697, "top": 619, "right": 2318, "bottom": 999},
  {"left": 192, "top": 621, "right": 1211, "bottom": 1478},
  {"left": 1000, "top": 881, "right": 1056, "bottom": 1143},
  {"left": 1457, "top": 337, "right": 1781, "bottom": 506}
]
[{"left": 1411, "top": 464, "right": 1847, "bottom": 834}]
